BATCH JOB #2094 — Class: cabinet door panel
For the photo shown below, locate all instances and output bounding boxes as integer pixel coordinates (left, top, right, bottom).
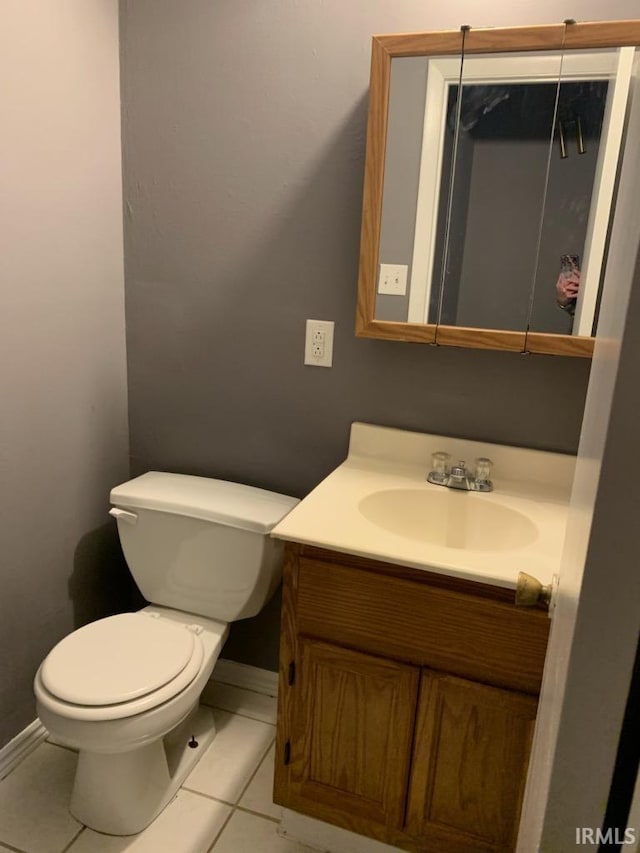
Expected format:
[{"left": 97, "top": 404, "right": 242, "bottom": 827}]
[
  {"left": 290, "top": 638, "right": 419, "bottom": 830},
  {"left": 406, "top": 672, "right": 537, "bottom": 852}
]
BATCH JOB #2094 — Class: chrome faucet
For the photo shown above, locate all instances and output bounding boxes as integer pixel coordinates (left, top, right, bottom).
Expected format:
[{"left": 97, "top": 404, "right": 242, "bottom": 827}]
[{"left": 427, "top": 453, "right": 493, "bottom": 492}]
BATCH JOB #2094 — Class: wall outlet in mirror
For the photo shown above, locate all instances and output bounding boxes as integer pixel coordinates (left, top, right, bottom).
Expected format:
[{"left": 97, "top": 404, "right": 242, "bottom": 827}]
[{"left": 378, "top": 263, "right": 408, "bottom": 295}]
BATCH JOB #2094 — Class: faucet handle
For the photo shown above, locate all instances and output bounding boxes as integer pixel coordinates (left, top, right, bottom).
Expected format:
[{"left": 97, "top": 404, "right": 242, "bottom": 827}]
[
  {"left": 474, "top": 457, "right": 493, "bottom": 483},
  {"left": 429, "top": 451, "right": 450, "bottom": 483}
]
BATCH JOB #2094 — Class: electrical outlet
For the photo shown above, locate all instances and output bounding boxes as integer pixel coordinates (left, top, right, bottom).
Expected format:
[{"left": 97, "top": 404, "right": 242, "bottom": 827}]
[
  {"left": 378, "top": 263, "right": 408, "bottom": 295},
  {"left": 304, "top": 320, "right": 334, "bottom": 367}
]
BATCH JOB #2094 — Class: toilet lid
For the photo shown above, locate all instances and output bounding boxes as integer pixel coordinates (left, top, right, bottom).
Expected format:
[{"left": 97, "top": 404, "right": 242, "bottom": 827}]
[{"left": 40, "top": 613, "right": 197, "bottom": 706}]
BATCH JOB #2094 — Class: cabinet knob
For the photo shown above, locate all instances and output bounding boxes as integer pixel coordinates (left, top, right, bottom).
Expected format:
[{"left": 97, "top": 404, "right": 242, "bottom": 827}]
[{"left": 515, "top": 572, "right": 553, "bottom": 607}]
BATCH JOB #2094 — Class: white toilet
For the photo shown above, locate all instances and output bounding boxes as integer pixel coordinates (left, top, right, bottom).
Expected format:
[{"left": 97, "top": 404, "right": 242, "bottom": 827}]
[{"left": 34, "top": 471, "right": 298, "bottom": 836}]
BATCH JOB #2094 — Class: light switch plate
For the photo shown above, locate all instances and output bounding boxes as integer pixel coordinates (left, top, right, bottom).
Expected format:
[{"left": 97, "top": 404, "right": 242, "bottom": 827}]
[{"left": 378, "top": 263, "right": 408, "bottom": 295}]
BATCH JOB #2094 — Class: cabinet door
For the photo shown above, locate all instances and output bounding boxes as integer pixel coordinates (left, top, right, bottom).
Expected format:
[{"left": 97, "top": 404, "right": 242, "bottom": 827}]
[
  {"left": 289, "top": 638, "right": 419, "bottom": 833},
  {"left": 406, "top": 671, "right": 538, "bottom": 852}
]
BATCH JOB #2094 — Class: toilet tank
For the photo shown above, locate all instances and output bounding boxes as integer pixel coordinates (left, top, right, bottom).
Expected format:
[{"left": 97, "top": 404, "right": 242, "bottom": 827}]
[{"left": 110, "top": 473, "right": 299, "bottom": 622}]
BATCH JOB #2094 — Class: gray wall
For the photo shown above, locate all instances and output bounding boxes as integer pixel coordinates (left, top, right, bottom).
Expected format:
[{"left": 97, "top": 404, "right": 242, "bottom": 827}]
[
  {"left": 120, "top": 0, "right": 639, "bottom": 672},
  {"left": 456, "top": 137, "right": 550, "bottom": 330},
  {"left": 0, "top": 1, "right": 131, "bottom": 748},
  {"left": 456, "top": 112, "right": 601, "bottom": 333}
]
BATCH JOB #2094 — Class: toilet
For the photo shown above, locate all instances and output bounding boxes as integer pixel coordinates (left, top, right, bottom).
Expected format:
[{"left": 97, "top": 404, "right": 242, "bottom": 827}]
[{"left": 34, "top": 472, "right": 298, "bottom": 836}]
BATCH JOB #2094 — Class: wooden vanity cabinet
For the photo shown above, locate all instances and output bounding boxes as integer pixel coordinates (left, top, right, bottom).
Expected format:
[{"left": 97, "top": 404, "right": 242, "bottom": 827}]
[{"left": 274, "top": 543, "right": 550, "bottom": 853}]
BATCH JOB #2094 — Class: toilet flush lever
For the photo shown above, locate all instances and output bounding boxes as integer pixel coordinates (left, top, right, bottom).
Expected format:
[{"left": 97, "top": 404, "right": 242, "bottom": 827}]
[{"left": 108, "top": 507, "right": 138, "bottom": 525}]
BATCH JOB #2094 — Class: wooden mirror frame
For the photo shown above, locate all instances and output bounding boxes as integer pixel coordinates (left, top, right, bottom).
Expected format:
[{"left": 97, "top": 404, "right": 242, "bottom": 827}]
[{"left": 355, "top": 21, "right": 640, "bottom": 357}]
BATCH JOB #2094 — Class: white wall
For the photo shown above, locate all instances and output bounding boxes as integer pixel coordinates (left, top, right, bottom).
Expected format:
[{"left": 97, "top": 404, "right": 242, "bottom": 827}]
[
  {"left": 0, "top": 0, "right": 129, "bottom": 746},
  {"left": 519, "top": 54, "right": 640, "bottom": 850}
]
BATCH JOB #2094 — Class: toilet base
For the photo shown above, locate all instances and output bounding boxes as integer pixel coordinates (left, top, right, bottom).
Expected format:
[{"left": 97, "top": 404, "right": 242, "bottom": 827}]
[{"left": 70, "top": 704, "right": 216, "bottom": 835}]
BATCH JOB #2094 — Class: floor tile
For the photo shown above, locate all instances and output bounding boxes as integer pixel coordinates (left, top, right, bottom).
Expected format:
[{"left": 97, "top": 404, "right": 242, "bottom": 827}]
[
  {"left": 68, "top": 790, "right": 231, "bottom": 853},
  {"left": 201, "top": 682, "right": 278, "bottom": 724},
  {"left": 0, "top": 742, "right": 81, "bottom": 853},
  {"left": 281, "top": 808, "right": 405, "bottom": 853},
  {"left": 184, "top": 710, "right": 275, "bottom": 803},
  {"left": 239, "top": 744, "right": 281, "bottom": 820},
  {"left": 212, "top": 810, "right": 317, "bottom": 853}
]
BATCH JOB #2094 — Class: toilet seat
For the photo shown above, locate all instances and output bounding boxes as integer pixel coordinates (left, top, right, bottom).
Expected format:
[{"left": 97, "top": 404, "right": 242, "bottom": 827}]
[{"left": 35, "top": 613, "right": 205, "bottom": 721}]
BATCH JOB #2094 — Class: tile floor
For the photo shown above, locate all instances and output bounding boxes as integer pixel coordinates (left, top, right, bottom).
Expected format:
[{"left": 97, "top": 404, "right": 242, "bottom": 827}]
[{"left": 0, "top": 684, "right": 318, "bottom": 853}]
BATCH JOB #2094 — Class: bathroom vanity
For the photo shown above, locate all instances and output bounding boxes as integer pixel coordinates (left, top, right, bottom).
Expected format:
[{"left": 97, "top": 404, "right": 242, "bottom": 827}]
[{"left": 271, "top": 423, "right": 574, "bottom": 852}]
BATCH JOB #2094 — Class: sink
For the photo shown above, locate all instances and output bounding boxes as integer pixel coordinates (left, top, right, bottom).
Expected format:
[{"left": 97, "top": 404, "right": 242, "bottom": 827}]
[
  {"left": 358, "top": 488, "right": 539, "bottom": 552},
  {"left": 271, "top": 424, "right": 574, "bottom": 584}
]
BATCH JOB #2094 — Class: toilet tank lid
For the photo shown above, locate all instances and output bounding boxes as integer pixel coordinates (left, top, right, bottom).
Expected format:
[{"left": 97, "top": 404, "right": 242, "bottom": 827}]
[{"left": 110, "top": 472, "right": 299, "bottom": 534}]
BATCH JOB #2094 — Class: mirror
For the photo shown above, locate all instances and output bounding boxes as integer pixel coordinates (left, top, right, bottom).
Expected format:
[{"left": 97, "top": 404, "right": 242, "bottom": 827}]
[{"left": 356, "top": 22, "right": 640, "bottom": 356}]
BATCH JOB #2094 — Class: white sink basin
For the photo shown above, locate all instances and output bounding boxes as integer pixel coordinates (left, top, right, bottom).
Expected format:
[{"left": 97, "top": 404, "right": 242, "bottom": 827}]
[
  {"left": 358, "top": 488, "right": 539, "bottom": 552},
  {"left": 271, "top": 423, "right": 575, "bottom": 589}
]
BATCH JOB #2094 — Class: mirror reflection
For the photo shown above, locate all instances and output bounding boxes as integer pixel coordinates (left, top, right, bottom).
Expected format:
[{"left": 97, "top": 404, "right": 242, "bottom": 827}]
[
  {"left": 528, "top": 47, "right": 635, "bottom": 337},
  {"left": 436, "top": 51, "right": 565, "bottom": 333},
  {"left": 375, "top": 54, "right": 460, "bottom": 324},
  {"left": 374, "top": 44, "right": 635, "bottom": 345}
]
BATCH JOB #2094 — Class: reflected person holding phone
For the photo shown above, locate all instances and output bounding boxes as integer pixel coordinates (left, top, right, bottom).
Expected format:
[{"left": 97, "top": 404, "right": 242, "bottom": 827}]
[{"left": 556, "top": 253, "right": 581, "bottom": 318}]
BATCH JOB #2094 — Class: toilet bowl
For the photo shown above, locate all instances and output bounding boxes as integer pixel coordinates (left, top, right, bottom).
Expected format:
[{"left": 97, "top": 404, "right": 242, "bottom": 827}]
[
  {"left": 34, "top": 473, "right": 298, "bottom": 835},
  {"left": 35, "top": 606, "right": 228, "bottom": 834}
]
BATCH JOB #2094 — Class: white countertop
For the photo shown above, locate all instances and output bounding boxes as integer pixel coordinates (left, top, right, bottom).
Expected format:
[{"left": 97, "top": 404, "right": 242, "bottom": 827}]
[{"left": 271, "top": 423, "right": 576, "bottom": 590}]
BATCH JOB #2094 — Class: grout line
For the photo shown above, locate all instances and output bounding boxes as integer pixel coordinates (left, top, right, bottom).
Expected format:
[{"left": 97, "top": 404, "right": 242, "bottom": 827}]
[
  {"left": 182, "top": 733, "right": 275, "bottom": 807},
  {"left": 0, "top": 840, "right": 31, "bottom": 853},
  {"left": 200, "top": 681, "right": 278, "bottom": 723},
  {"left": 234, "top": 734, "right": 277, "bottom": 805},
  {"left": 205, "top": 805, "right": 290, "bottom": 853},
  {"left": 0, "top": 713, "right": 278, "bottom": 853},
  {"left": 181, "top": 787, "right": 236, "bottom": 807},
  {"left": 205, "top": 806, "right": 235, "bottom": 853},
  {"left": 235, "top": 805, "right": 281, "bottom": 825},
  {"left": 199, "top": 703, "right": 277, "bottom": 727},
  {"left": 60, "top": 825, "right": 85, "bottom": 853},
  {"left": 213, "top": 680, "right": 277, "bottom": 699}
]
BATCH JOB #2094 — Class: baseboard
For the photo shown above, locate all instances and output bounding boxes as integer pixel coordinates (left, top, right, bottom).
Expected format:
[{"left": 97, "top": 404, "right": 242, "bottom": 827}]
[
  {"left": 209, "top": 658, "right": 278, "bottom": 697},
  {"left": 0, "top": 719, "right": 48, "bottom": 781}
]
